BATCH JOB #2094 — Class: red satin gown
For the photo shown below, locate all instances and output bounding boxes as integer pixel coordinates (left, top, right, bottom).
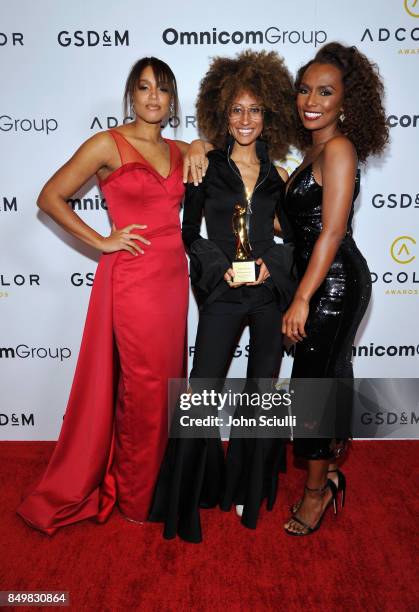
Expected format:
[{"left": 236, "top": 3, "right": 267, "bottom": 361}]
[{"left": 17, "top": 130, "right": 189, "bottom": 534}]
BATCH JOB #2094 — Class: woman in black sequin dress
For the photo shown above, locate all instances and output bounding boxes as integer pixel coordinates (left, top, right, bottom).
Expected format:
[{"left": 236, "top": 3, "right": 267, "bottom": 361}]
[{"left": 282, "top": 43, "right": 389, "bottom": 535}]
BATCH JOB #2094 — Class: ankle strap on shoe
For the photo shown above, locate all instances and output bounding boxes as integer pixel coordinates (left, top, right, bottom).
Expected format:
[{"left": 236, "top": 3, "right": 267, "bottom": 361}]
[{"left": 304, "top": 482, "right": 329, "bottom": 494}]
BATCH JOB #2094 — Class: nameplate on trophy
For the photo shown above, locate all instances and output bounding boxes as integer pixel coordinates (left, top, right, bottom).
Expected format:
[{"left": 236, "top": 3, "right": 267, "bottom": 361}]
[{"left": 232, "top": 260, "right": 256, "bottom": 283}]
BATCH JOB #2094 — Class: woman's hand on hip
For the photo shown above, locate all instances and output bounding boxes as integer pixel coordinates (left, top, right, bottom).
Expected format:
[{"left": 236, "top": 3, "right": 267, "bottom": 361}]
[
  {"left": 282, "top": 296, "right": 309, "bottom": 342},
  {"left": 246, "top": 258, "right": 270, "bottom": 285},
  {"left": 100, "top": 223, "right": 150, "bottom": 256}
]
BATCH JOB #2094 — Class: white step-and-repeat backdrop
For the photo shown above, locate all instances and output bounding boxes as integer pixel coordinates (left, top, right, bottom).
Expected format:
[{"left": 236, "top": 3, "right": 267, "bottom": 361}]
[{"left": 1, "top": 0, "right": 418, "bottom": 439}]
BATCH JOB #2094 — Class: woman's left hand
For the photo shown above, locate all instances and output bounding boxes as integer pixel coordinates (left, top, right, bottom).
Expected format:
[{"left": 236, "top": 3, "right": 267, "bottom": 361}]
[
  {"left": 183, "top": 140, "right": 209, "bottom": 185},
  {"left": 246, "top": 258, "right": 270, "bottom": 285},
  {"left": 282, "top": 296, "right": 309, "bottom": 342}
]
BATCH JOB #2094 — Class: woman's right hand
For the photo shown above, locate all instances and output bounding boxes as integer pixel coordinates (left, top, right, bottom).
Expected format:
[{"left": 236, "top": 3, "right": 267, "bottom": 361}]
[
  {"left": 183, "top": 140, "right": 209, "bottom": 185},
  {"left": 224, "top": 267, "right": 244, "bottom": 288},
  {"left": 100, "top": 223, "right": 150, "bottom": 256}
]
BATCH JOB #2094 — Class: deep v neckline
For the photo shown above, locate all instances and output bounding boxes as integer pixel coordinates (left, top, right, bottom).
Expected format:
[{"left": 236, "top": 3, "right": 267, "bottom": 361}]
[
  {"left": 114, "top": 130, "right": 173, "bottom": 180},
  {"left": 285, "top": 162, "right": 314, "bottom": 197}
]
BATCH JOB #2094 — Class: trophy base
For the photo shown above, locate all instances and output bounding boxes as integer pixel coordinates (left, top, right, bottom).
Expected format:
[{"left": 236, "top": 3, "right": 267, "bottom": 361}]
[{"left": 232, "top": 260, "right": 256, "bottom": 283}]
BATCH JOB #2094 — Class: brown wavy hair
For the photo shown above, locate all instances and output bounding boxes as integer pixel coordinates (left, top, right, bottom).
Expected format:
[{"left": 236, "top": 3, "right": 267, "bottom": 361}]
[
  {"left": 196, "top": 50, "right": 296, "bottom": 160},
  {"left": 295, "top": 42, "right": 389, "bottom": 162}
]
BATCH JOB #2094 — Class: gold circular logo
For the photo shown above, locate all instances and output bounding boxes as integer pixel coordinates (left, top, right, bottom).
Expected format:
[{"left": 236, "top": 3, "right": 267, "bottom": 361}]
[
  {"left": 404, "top": 0, "right": 419, "bottom": 18},
  {"left": 390, "top": 235, "right": 416, "bottom": 264},
  {"left": 275, "top": 155, "right": 302, "bottom": 177}
]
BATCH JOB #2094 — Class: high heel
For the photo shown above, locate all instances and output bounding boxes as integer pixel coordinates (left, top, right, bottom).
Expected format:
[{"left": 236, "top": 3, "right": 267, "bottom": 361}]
[
  {"left": 284, "top": 480, "right": 338, "bottom": 536},
  {"left": 327, "top": 468, "right": 346, "bottom": 508},
  {"left": 290, "top": 468, "right": 346, "bottom": 514}
]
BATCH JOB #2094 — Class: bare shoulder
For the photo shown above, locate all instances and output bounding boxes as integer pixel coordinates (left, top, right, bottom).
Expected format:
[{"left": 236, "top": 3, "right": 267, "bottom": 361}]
[
  {"left": 323, "top": 135, "right": 357, "bottom": 166},
  {"left": 274, "top": 164, "right": 289, "bottom": 183},
  {"left": 78, "top": 130, "right": 115, "bottom": 157},
  {"left": 173, "top": 139, "right": 189, "bottom": 156}
]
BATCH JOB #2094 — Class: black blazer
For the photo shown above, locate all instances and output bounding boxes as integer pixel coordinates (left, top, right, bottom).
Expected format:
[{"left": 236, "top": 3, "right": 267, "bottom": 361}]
[{"left": 182, "top": 139, "right": 297, "bottom": 309}]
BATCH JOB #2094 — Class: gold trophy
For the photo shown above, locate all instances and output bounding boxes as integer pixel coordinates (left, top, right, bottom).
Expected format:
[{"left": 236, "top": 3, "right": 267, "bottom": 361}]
[{"left": 232, "top": 203, "right": 256, "bottom": 283}]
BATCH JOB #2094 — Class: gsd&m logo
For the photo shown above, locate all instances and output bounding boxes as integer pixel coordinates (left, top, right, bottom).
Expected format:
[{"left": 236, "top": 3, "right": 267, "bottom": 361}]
[
  {"left": 57, "top": 30, "right": 129, "bottom": 47},
  {"left": 71, "top": 273, "right": 95, "bottom": 287},
  {"left": 404, "top": 0, "right": 419, "bottom": 18},
  {"left": 0, "top": 196, "right": 18, "bottom": 213},
  {"left": 0, "top": 413, "right": 35, "bottom": 427},
  {"left": 390, "top": 235, "right": 416, "bottom": 264},
  {"left": 360, "top": 410, "right": 418, "bottom": 426},
  {"left": 371, "top": 193, "right": 419, "bottom": 209}
]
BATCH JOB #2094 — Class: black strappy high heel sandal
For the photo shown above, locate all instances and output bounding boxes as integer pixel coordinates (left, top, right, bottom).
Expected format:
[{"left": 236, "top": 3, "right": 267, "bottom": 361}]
[
  {"left": 284, "top": 480, "right": 338, "bottom": 536},
  {"left": 290, "top": 468, "right": 346, "bottom": 514},
  {"left": 327, "top": 468, "right": 346, "bottom": 508}
]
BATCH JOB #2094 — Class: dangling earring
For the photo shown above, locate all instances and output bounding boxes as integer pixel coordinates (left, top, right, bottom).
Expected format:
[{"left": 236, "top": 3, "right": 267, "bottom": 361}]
[
  {"left": 339, "top": 111, "right": 345, "bottom": 122},
  {"left": 169, "top": 101, "right": 175, "bottom": 119},
  {"left": 131, "top": 102, "right": 136, "bottom": 118}
]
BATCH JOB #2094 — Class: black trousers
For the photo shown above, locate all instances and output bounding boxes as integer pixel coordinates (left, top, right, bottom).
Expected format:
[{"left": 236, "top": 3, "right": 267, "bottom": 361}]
[
  {"left": 191, "top": 285, "right": 283, "bottom": 380},
  {"left": 149, "top": 286, "right": 286, "bottom": 542}
]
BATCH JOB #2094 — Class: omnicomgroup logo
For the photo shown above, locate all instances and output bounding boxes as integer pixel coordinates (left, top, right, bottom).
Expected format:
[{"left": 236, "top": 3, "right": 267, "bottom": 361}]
[
  {"left": 0, "top": 116, "right": 58, "bottom": 135},
  {"left": 387, "top": 114, "right": 419, "bottom": 128},
  {"left": 404, "top": 0, "right": 419, "bottom": 18},
  {"left": 57, "top": 30, "right": 129, "bottom": 47},
  {"left": 0, "top": 345, "right": 71, "bottom": 361},
  {"left": 67, "top": 195, "right": 107, "bottom": 211},
  {"left": 390, "top": 235, "right": 416, "bottom": 264},
  {"left": 353, "top": 342, "right": 419, "bottom": 358},
  {"left": 162, "top": 27, "right": 327, "bottom": 47}
]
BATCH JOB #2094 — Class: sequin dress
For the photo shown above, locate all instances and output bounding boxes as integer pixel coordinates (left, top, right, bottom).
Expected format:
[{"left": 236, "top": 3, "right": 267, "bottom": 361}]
[{"left": 283, "top": 163, "right": 372, "bottom": 459}]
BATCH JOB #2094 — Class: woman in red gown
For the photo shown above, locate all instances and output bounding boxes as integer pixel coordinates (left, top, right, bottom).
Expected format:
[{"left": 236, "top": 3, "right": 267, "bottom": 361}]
[{"left": 17, "top": 57, "right": 192, "bottom": 533}]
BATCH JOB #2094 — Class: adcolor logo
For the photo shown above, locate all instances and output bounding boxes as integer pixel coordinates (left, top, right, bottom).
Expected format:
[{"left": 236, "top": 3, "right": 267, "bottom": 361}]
[
  {"left": 0, "top": 32, "right": 23, "bottom": 46},
  {"left": 404, "top": 0, "right": 419, "bottom": 18},
  {"left": 390, "top": 236, "right": 416, "bottom": 264}
]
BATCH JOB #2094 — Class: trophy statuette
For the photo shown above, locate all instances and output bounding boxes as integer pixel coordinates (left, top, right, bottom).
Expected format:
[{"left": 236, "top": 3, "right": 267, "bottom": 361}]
[{"left": 231, "top": 203, "right": 256, "bottom": 283}]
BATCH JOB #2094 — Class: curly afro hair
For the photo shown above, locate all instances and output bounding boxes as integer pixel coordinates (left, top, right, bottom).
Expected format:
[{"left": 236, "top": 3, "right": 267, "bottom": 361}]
[
  {"left": 295, "top": 42, "right": 389, "bottom": 162},
  {"left": 196, "top": 49, "right": 297, "bottom": 160}
]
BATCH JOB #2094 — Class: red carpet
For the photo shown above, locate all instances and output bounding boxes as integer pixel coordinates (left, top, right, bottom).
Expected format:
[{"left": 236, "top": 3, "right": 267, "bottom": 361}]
[{"left": 1, "top": 441, "right": 418, "bottom": 611}]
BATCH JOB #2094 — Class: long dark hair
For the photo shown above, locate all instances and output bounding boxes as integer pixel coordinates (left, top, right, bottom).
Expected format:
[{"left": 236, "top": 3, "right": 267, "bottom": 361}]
[
  {"left": 295, "top": 42, "right": 388, "bottom": 162},
  {"left": 123, "top": 57, "right": 179, "bottom": 120}
]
